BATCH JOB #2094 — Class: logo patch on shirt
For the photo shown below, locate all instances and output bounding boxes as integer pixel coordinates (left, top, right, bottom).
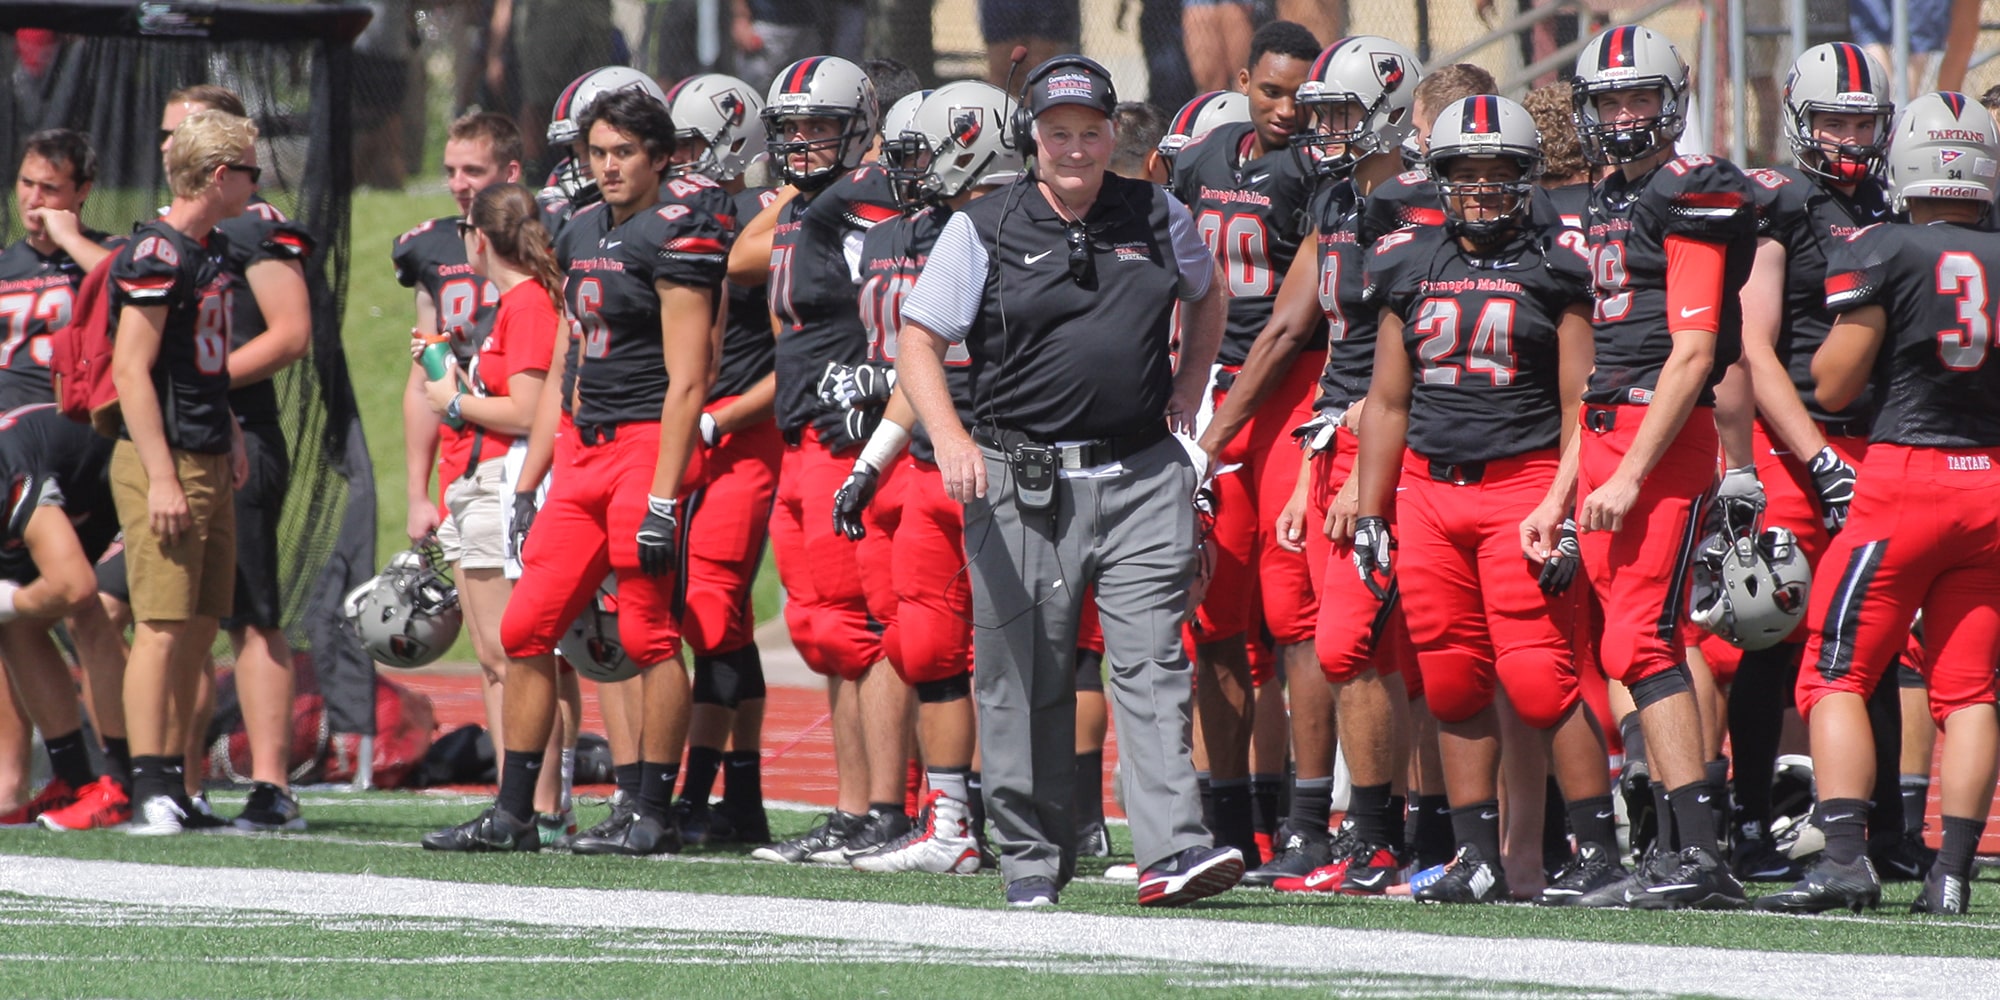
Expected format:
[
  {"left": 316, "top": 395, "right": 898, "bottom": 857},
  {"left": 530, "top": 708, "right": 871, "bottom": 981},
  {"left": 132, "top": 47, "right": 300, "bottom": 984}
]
[{"left": 1113, "top": 241, "right": 1150, "bottom": 262}]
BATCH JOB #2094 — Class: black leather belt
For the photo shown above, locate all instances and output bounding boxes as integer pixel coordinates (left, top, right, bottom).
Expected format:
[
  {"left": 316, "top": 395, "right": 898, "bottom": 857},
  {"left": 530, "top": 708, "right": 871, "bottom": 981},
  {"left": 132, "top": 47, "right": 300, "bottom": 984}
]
[
  {"left": 1817, "top": 417, "right": 1870, "bottom": 439},
  {"left": 577, "top": 422, "right": 618, "bottom": 446},
  {"left": 1429, "top": 460, "right": 1485, "bottom": 485},
  {"left": 976, "top": 424, "right": 1169, "bottom": 470},
  {"left": 1584, "top": 408, "right": 1617, "bottom": 432}
]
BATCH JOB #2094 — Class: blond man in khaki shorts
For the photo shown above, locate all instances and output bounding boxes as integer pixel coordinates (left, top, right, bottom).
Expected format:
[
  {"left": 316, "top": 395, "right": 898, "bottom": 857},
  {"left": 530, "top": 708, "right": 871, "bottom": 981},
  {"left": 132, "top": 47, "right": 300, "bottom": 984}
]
[{"left": 107, "top": 108, "right": 255, "bottom": 835}]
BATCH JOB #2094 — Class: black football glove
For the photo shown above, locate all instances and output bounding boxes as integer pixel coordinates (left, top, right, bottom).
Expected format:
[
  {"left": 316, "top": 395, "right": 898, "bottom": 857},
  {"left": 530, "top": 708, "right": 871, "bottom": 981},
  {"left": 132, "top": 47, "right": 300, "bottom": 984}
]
[
  {"left": 1808, "top": 445, "right": 1856, "bottom": 534},
  {"left": 636, "top": 495, "right": 680, "bottom": 577},
  {"left": 509, "top": 491, "right": 538, "bottom": 562},
  {"left": 832, "top": 461, "right": 881, "bottom": 541},
  {"left": 809, "top": 407, "right": 863, "bottom": 452},
  {"left": 1352, "top": 515, "right": 1394, "bottom": 600},
  {"left": 1537, "top": 518, "right": 1581, "bottom": 595},
  {"left": 845, "top": 364, "right": 897, "bottom": 406}
]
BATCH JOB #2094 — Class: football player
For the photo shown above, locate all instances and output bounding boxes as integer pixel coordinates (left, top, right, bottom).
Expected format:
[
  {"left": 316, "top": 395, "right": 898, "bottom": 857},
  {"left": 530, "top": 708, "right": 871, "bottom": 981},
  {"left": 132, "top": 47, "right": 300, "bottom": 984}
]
[
  {"left": 1757, "top": 93, "right": 2000, "bottom": 916},
  {"left": 1353, "top": 96, "right": 1623, "bottom": 904},
  {"left": 1553, "top": 24, "right": 1758, "bottom": 908}
]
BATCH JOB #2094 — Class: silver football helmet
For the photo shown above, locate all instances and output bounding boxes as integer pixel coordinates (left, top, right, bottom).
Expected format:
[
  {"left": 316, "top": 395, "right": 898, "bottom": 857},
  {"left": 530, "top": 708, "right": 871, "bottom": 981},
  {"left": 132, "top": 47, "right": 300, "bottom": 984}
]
[
  {"left": 664, "top": 73, "right": 767, "bottom": 182},
  {"left": 763, "top": 56, "right": 879, "bottom": 190},
  {"left": 1295, "top": 36, "right": 1423, "bottom": 178},
  {"left": 1782, "top": 43, "right": 1894, "bottom": 183},
  {"left": 877, "top": 88, "right": 934, "bottom": 204},
  {"left": 1690, "top": 521, "right": 1812, "bottom": 652},
  {"left": 1427, "top": 94, "right": 1543, "bottom": 242},
  {"left": 892, "top": 80, "right": 1024, "bottom": 204},
  {"left": 1571, "top": 25, "right": 1690, "bottom": 165},
  {"left": 558, "top": 576, "right": 638, "bottom": 683},
  {"left": 1885, "top": 91, "right": 2000, "bottom": 211},
  {"left": 1158, "top": 90, "right": 1251, "bottom": 174},
  {"left": 545, "top": 66, "right": 670, "bottom": 201},
  {"left": 343, "top": 541, "right": 462, "bottom": 669}
]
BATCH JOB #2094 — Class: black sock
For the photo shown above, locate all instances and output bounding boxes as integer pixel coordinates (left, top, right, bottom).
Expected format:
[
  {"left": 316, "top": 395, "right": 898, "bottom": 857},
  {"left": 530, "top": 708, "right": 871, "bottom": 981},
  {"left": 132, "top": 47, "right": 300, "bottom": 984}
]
[
  {"left": 680, "top": 745, "right": 722, "bottom": 804},
  {"left": 1900, "top": 775, "right": 1930, "bottom": 838},
  {"left": 1703, "top": 757, "right": 1732, "bottom": 848},
  {"left": 162, "top": 756, "right": 186, "bottom": 799},
  {"left": 637, "top": 761, "right": 678, "bottom": 821},
  {"left": 1196, "top": 771, "right": 1214, "bottom": 831},
  {"left": 497, "top": 750, "right": 542, "bottom": 823},
  {"left": 1210, "top": 778, "right": 1258, "bottom": 859},
  {"left": 103, "top": 737, "right": 132, "bottom": 786},
  {"left": 1651, "top": 780, "right": 1676, "bottom": 852},
  {"left": 967, "top": 770, "right": 987, "bottom": 840},
  {"left": 1450, "top": 799, "right": 1503, "bottom": 862},
  {"left": 129, "top": 755, "right": 172, "bottom": 803},
  {"left": 1415, "top": 794, "right": 1454, "bottom": 868},
  {"left": 1939, "top": 815, "right": 1985, "bottom": 881},
  {"left": 1074, "top": 750, "right": 1105, "bottom": 828},
  {"left": 614, "top": 762, "right": 642, "bottom": 803},
  {"left": 1348, "top": 782, "right": 1394, "bottom": 847},
  {"left": 1567, "top": 793, "right": 1618, "bottom": 856},
  {"left": 1668, "top": 782, "right": 1720, "bottom": 856},
  {"left": 1251, "top": 773, "right": 1284, "bottom": 839},
  {"left": 1816, "top": 797, "right": 1871, "bottom": 865},
  {"left": 721, "top": 750, "right": 762, "bottom": 806},
  {"left": 1865, "top": 672, "right": 1906, "bottom": 849},
  {"left": 1290, "top": 777, "right": 1333, "bottom": 836},
  {"left": 1386, "top": 794, "right": 1408, "bottom": 855},
  {"left": 1543, "top": 777, "right": 1572, "bottom": 869},
  {"left": 43, "top": 729, "right": 95, "bottom": 789},
  {"left": 1618, "top": 713, "right": 1646, "bottom": 771},
  {"left": 1726, "top": 643, "right": 1797, "bottom": 838}
]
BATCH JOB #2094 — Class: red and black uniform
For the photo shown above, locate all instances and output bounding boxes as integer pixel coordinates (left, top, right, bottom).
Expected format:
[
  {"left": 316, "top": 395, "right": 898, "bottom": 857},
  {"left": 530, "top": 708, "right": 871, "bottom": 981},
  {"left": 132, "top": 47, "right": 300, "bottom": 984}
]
[
  {"left": 110, "top": 222, "right": 236, "bottom": 455},
  {"left": 1305, "top": 179, "right": 1418, "bottom": 696},
  {"left": 851, "top": 206, "right": 973, "bottom": 686},
  {"left": 1171, "top": 122, "right": 1324, "bottom": 652},
  {"left": 1578, "top": 154, "right": 1756, "bottom": 686},
  {"left": 393, "top": 216, "right": 501, "bottom": 496},
  {"left": 682, "top": 184, "right": 782, "bottom": 658},
  {"left": 1363, "top": 222, "right": 1594, "bottom": 727},
  {"left": 0, "top": 403, "right": 115, "bottom": 583},
  {"left": 0, "top": 229, "right": 125, "bottom": 409},
  {"left": 1797, "top": 220, "right": 2000, "bottom": 723},
  {"left": 499, "top": 175, "right": 736, "bottom": 668},
  {"left": 767, "top": 165, "right": 899, "bottom": 680}
]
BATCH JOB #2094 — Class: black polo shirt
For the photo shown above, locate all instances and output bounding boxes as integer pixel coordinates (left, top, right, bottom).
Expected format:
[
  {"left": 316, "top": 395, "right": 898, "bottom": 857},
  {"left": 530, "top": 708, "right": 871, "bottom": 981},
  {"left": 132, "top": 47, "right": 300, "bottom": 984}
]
[{"left": 902, "top": 173, "right": 1212, "bottom": 442}]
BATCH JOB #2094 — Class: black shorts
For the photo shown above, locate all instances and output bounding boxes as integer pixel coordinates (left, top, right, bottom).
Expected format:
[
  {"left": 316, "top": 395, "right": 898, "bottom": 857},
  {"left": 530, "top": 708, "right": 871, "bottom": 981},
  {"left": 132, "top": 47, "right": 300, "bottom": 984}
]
[
  {"left": 979, "top": 0, "right": 1078, "bottom": 44},
  {"left": 222, "top": 421, "right": 290, "bottom": 630}
]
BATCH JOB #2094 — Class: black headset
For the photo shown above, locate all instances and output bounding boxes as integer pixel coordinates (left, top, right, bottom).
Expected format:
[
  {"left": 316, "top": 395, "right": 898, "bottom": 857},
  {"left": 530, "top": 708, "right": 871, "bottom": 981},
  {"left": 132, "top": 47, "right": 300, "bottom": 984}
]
[{"left": 1008, "top": 54, "right": 1119, "bottom": 161}]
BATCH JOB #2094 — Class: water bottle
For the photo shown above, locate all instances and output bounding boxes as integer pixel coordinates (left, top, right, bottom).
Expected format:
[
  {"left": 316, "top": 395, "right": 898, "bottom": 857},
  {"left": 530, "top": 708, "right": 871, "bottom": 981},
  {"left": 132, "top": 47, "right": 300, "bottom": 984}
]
[{"left": 419, "top": 336, "right": 464, "bottom": 430}]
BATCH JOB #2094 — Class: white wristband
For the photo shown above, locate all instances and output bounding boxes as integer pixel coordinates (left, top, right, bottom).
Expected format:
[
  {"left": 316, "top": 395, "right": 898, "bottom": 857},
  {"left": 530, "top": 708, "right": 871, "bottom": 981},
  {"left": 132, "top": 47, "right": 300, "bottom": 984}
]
[
  {"left": 699, "top": 412, "right": 720, "bottom": 447},
  {"left": 858, "top": 419, "right": 911, "bottom": 472},
  {"left": 0, "top": 580, "right": 20, "bottom": 623}
]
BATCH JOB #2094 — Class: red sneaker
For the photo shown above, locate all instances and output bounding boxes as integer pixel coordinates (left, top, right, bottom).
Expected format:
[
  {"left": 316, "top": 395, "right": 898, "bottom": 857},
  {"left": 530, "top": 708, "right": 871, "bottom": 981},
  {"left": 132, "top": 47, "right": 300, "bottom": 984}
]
[
  {"left": 0, "top": 778, "right": 75, "bottom": 826},
  {"left": 1272, "top": 859, "right": 1354, "bottom": 893},
  {"left": 38, "top": 775, "right": 131, "bottom": 831}
]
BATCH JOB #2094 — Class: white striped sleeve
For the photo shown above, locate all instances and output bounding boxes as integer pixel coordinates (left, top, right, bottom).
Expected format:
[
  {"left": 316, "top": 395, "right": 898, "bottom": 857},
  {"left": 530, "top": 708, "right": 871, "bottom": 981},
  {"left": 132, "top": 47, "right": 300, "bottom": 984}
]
[{"left": 901, "top": 211, "right": 988, "bottom": 343}]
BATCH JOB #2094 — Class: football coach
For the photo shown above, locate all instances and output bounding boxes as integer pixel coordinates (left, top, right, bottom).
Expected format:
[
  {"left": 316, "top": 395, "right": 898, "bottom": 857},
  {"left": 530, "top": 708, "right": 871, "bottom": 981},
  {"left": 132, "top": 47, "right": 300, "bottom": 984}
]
[{"left": 894, "top": 54, "right": 1242, "bottom": 909}]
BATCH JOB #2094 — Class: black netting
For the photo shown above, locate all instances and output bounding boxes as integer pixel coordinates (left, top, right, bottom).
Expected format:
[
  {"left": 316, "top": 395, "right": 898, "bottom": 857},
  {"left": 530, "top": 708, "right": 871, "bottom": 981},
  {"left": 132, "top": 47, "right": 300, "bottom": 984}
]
[{"left": 0, "top": 1, "right": 379, "bottom": 738}]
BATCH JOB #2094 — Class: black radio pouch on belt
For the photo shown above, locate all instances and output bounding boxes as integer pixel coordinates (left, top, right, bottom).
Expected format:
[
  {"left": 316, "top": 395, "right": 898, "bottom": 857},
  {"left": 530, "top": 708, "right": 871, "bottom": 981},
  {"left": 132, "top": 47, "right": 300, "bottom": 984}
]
[{"left": 1013, "top": 442, "right": 1057, "bottom": 511}]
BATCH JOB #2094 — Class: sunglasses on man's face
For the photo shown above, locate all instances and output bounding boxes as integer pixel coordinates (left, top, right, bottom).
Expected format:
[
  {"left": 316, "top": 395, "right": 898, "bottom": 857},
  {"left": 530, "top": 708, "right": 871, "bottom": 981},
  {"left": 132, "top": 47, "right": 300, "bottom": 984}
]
[
  {"left": 226, "top": 163, "right": 262, "bottom": 184},
  {"left": 456, "top": 218, "right": 476, "bottom": 238}
]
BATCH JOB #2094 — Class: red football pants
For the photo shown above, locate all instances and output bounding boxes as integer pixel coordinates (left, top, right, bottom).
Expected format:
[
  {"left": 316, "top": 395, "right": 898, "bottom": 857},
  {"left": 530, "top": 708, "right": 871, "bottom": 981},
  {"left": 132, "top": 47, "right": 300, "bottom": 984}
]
[
  {"left": 681, "top": 400, "right": 782, "bottom": 657},
  {"left": 1576, "top": 404, "right": 1715, "bottom": 687},
  {"left": 860, "top": 457, "right": 974, "bottom": 685},
  {"left": 772, "top": 424, "right": 883, "bottom": 680},
  {"left": 1396, "top": 449, "right": 1581, "bottom": 729},
  {"left": 1305, "top": 429, "right": 1419, "bottom": 697},
  {"left": 502, "top": 420, "right": 700, "bottom": 667},
  {"left": 1797, "top": 444, "right": 2000, "bottom": 725}
]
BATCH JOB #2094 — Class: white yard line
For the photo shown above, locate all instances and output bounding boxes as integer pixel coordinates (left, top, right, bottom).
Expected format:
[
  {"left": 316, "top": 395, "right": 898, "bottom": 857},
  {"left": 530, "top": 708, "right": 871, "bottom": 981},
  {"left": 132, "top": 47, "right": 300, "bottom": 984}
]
[{"left": 0, "top": 857, "right": 1993, "bottom": 1000}]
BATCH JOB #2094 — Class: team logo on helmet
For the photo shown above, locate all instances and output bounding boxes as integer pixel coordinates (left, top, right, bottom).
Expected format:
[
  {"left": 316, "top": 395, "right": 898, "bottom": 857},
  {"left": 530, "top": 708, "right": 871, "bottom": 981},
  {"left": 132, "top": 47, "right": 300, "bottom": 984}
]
[
  {"left": 1374, "top": 54, "right": 1407, "bottom": 93},
  {"left": 951, "top": 109, "right": 983, "bottom": 146},
  {"left": 712, "top": 91, "right": 745, "bottom": 128}
]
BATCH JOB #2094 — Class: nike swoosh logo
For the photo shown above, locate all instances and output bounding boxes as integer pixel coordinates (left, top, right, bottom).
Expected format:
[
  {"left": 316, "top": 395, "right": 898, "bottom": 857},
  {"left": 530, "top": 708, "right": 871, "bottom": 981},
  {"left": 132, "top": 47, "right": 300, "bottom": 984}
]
[
  {"left": 1479, "top": 811, "right": 1499, "bottom": 821},
  {"left": 1678, "top": 306, "right": 1711, "bottom": 318},
  {"left": 605, "top": 241, "right": 623, "bottom": 249},
  {"left": 1348, "top": 868, "right": 1392, "bottom": 887},
  {"left": 1025, "top": 250, "right": 1053, "bottom": 264},
  {"left": 1595, "top": 811, "right": 1615, "bottom": 820},
  {"left": 1696, "top": 795, "right": 1712, "bottom": 805}
]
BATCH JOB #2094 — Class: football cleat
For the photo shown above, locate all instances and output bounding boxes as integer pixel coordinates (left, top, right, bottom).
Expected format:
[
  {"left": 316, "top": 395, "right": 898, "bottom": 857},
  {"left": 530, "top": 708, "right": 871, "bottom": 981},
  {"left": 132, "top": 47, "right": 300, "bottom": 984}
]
[
  {"left": 569, "top": 812, "right": 681, "bottom": 856},
  {"left": 182, "top": 792, "right": 231, "bottom": 831},
  {"left": 1414, "top": 845, "right": 1508, "bottom": 904},
  {"left": 1241, "top": 821, "right": 1333, "bottom": 887},
  {"left": 1910, "top": 867, "right": 1970, "bottom": 916},
  {"left": 126, "top": 794, "right": 190, "bottom": 837},
  {"left": 1076, "top": 820, "right": 1113, "bottom": 859},
  {"left": 535, "top": 810, "right": 577, "bottom": 849},
  {"left": 1, "top": 778, "right": 76, "bottom": 827},
  {"left": 1270, "top": 822, "right": 1367, "bottom": 893},
  {"left": 1539, "top": 843, "right": 1629, "bottom": 906},
  {"left": 1619, "top": 761, "right": 1657, "bottom": 861},
  {"left": 672, "top": 798, "right": 721, "bottom": 847},
  {"left": 841, "top": 806, "right": 912, "bottom": 861},
  {"left": 751, "top": 810, "right": 865, "bottom": 864},
  {"left": 565, "top": 795, "right": 636, "bottom": 850},
  {"left": 1869, "top": 831, "right": 1937, "bottom": 882},
  {"left": 1137, "top": 845, "right": 1244, "bottom": 907},
  {"left": 1754, "top": 854, "right": 1881, "bottom": 913},
  {"left": 851, "top": 791, "right": 981, "bottom": 875},
  {"left": 714, "top": 798, "right": 770, "bottom": 845},
  {"left": 1338, "top": 844, "right": 1406, "bottom": 895},
  {"left": 37, "top": 776, "right": 129, "bottom": 831},
  {"left": 1630, "top": 845, "right": 1748, "bottom": 910},
  {"left": 1007, "top": 875, "right": 1059, "bottom": 908},
  {"left": 421, "top": 807, "right": 540, "bottom": 853},
  {"left": 233, "top": 782, "right": 307, "bottom": 833},
  {"left": 1732, "top": 834, "right": 1804, "bottom": 882}
]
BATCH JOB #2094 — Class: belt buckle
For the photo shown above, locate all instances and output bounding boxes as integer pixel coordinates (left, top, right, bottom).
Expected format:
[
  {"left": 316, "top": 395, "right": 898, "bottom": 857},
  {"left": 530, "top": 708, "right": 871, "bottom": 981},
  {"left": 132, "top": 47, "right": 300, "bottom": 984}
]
[
  {"left": 1056, "top": 444, "right": 1088, "bottom": 471},
  {"left": 1586, "top": 409, "right": 1614, "bottom": 433},
  {"left": 1433, "top": 461, "right": 1471, "bottom": 486}
]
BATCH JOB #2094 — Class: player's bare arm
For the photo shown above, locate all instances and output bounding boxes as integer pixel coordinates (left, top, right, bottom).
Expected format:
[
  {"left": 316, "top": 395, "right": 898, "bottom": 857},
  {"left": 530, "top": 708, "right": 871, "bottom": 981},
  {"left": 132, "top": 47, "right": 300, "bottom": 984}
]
[
  {"left": 1197, "top": 237, "right": 1322, "bottom": 456},
  {"left": 1811, "top": 304, "right": 1888, "bottom": 411},
  {"left": 651, "top": 279, "right": 718, "bottom": 499},
  {"left": 227, "top": 258, "right": 310, "bottom": 387},
  {"left": 1738, "top": 238, "right": 1830, "bottom": 460},
  {"left": 109, "top": 303, "right": 187, "bottom": 543}
]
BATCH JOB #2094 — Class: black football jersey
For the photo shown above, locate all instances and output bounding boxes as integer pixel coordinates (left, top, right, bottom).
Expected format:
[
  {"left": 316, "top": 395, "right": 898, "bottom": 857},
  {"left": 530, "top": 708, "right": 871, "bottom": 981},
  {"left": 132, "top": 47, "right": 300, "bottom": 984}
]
[
  {"left": 217, "top": 198, "right": 314, "bottom": 425},
  {"left": 1746, "top": 165, "right": 1892, "bottom": 423},
  {"left": 0, "top": 402, "right": 114, "bottom": 579},
  {"left": 1825, "top": 221, "right": 2000, "bottom": 447},
  {"left": 563, "top": 175, "right": 735, "bottom": 427},
  {"left": 0, "top": 229, "right": 124, "bottom": 409},
  {"left": 1544, "top": 182, "right": 1592, "bottom": 231},
  {"left": 1311, "top": 180, "right": 1383, "bottom": 415},
  {"left": 392, "top": 216, "right": 500, "bottom": 367},
  {"left": 1170, "top": 123, "right": 1324, "bottom": 365},
  {"left": 716, "top": 186, "right": 780, "bottom": 403},
  {"left": 767, "top": 165, "right": 901, "bottom": 432},
  {"left": 1364, "top": 223, "right": 1593, "bottom": 464},
  {"left": 109, "top": 222, "right": 236, "bottom": 455},
  {"left": 1582, "top": 154, "right": 1756, "bottom": 407},
  {"left": 857, "top": 207, "right": 970, "bottom": 463},
  {"left": 551, "top": 201, "right": 606, "bottom": 416},
  {"left": 1357, "top": 169, "right": 1449, "bottom": 247}
]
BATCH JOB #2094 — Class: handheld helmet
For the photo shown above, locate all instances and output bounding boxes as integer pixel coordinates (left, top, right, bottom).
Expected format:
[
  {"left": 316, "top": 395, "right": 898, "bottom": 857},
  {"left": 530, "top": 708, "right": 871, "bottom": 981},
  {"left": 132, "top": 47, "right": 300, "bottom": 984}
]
[
  {"left": 894, "top": 80, "right": 1024, "bottom": 205},
  {"left": 1427, "top": 95, "right": 1543, "bottom": 242},
  {"left": 763, "top": 56, "right": 879, "bottom": 190},
  {"left": 1571, "top": 25, "right": 1690, "bottom": 165},
  {"left": 343, "top": 541, "right": 462, "bottom": 669},
  {"left": 1885, "top": 91, "right": 2000, "bottom": 212},
  {"left": 1158, "top": 91, "right": 1251, "bottom": 179},
  {"left": 1690, "top": 521, "right": 1812, "bottom": 651},
  {"left": 877, "top": 89, "right": 934, "bottom": 205},
  {"left": 1295, "top": 36, "right": 1423, "bottom": 178},
  {"left": 546, "top": 66, "right": 670, "bottom": 199},
  {"left": 1782, "top": 43, "right": 1894, "bottom": 184},
  {"left": 558, "top": 576, "right": 638, "bottom": 683},
  {"left": 664, "top": 73, "right": 767, "bottom": 182}
]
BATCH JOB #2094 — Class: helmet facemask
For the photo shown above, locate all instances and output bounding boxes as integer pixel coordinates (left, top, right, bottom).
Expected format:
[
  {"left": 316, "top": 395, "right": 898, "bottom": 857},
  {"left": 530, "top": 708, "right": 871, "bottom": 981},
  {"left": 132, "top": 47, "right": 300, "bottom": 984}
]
[
  {"left": 1296, "top": 94, "right": 1385, "bottom": 179},
  {"left": 1573, "top": 79, "right": 1684, "bottom": 165},
  {"left": 1434, "top": 153, "right": 1540, "bottom": 245},
  {"left": 763, "top": 109, "right": 868, "bottom": 191},
  {"left": 1791, "top": 104, "right": 1892, "bottom": 184}
]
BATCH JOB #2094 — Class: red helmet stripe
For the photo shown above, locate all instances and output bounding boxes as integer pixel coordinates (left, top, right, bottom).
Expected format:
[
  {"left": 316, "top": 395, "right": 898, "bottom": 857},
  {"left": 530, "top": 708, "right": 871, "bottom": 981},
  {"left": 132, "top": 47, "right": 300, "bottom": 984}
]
[
  {"left": 784, "top": 57, "right": 822, "bottom": 95},
  {"left": 1174, "top": 93, "right": 1217, "bottom": 135},
  {"left": 1474, "top": 95, "right": 1492, "bottom": 131},
  {"left": 1943, "top": 91, "right": 1969, "bottom": 118}
]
